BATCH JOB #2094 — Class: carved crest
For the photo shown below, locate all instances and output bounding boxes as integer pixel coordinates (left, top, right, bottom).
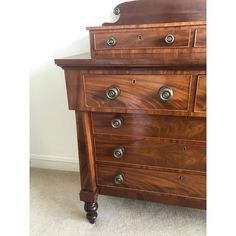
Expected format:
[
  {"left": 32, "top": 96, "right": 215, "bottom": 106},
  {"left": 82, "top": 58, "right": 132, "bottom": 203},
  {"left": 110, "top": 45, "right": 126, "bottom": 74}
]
[{"left": 103, "top": 0, "right": 206, "bottom": 26}]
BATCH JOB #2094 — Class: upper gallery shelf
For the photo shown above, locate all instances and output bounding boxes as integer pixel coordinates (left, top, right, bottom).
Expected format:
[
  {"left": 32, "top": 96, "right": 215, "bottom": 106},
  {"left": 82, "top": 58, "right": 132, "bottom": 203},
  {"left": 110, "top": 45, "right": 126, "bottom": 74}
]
[{"left": 101, "top": 0, "right": 206, "bottom": 26}]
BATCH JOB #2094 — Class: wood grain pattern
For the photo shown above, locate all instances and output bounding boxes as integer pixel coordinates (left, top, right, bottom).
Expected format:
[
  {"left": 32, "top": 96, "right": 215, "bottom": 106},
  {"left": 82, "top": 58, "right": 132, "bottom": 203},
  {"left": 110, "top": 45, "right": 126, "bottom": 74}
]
[
  {"left": 88, "top": 21, "right": 206, "bottom": 31},
  {"left": 60, "top": 69, "right": 206, "bottom": 117},
  {"left": 76, "top": 111, "right": 98, "bottom": 202},
  {"left": 88, "top": 0, "right": 206, "bottom": 60},
  {"left": 64, "top": 69, "right": 79, "bottom": 110},
  {"left": 96, "top": 165, "right": 206, "bottom": 199},
  {"left": 55, "top": 52, "right": 206, "bottom": 67},
  {"left": 83, "top": 74, "right": 191, "bottom": 112},
  {"left": 94, "top": 134, "right": 206, "bottom": 172},
  {"left": 55, "top": 0, "right": 207, "bottom": 218},
  {"left": 92, "top": 113, "right": 206, "bottom": 141},
  {"left": 102, "top": 0, "right": 206, "bottom": 26},
  {"left": 194, "top": 28, "right": 206, "bottom": 48},
  {"left": 94, "top": 28, "right": 190, "bottom": 50},
  {"left": 99, "top": 186, "right": 206, "bottom": 209},
  {"left": 89, "top": 23, "right": 206, "bottom": 58},
  {"left": 194, "top": 75, "right": 206, "bottom": 112}
]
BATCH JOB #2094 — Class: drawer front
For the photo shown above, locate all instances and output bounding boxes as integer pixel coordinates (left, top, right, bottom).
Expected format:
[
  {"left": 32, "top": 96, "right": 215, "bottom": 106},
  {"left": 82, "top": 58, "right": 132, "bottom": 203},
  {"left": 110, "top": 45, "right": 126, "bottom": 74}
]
[
  {"left": 92, "top": 113, "right": 206, "bottom": 141},
  {"left": 83, "top": 74, "right": 191, "bottom": 111},
  {"left": 194, "top": 75, "right": 206, "bottom": 112},
  {"left": 97, "top": 165, "right": 206, "bottom": 199},
  {"left": 194, "top": 29, "right": 206, "bottom": 47},
  {"left": 95, "top": 135, "right": 206, "bottom": 172},
  {"left": 94, "top": 28, "right": 190, "bottom": 50}
]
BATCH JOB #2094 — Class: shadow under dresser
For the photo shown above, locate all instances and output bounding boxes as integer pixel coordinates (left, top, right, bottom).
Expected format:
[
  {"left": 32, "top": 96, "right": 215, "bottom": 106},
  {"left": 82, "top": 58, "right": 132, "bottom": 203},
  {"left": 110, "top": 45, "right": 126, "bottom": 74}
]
[{"left": 55, "top": 0, "right": 206, "bottom": 224}]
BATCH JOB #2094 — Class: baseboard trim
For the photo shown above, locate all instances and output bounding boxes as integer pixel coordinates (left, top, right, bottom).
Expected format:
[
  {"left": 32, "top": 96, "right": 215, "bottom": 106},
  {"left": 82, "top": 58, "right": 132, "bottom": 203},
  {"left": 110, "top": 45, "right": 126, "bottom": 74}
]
[{"left": 30, "top": 154, "right": 79, "bottom": 172}]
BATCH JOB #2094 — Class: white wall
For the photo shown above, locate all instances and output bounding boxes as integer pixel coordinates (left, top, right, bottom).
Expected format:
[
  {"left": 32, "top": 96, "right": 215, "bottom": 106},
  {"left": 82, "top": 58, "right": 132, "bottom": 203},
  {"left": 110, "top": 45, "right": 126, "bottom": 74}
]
[{"left": 30, "top": 0, "right": 125, "bottom": 171}]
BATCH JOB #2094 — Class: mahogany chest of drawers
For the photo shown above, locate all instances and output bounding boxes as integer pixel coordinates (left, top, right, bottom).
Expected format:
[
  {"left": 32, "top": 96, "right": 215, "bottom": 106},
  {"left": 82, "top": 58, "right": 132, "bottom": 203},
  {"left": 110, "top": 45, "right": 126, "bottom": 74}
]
[{"left": 55, "top": 0, "right": 206, "bottom": 224}]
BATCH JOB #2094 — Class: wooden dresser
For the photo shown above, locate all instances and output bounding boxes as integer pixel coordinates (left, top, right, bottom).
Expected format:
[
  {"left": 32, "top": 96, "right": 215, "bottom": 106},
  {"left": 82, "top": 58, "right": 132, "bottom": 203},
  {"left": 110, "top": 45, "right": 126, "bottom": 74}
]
[{"left": 55, "top": 0, "right": 206, "bottom": 224}]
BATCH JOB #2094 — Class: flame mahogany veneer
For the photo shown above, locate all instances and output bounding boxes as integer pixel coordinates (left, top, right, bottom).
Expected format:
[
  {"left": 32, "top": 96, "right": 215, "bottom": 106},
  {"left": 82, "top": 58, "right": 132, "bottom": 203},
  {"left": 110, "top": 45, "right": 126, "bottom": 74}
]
[{"left": 55, "top": 0, "right": 206, "bottom": 224}]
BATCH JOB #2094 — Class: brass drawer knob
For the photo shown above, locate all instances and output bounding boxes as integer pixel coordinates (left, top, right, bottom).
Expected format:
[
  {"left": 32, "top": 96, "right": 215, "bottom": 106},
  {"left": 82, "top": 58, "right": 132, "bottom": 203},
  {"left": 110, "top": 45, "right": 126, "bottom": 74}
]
[
  {"left": 113, "top": 147, "right": 124, "bottom": 159},
  {"left": 107, "top": 37, "right": 117, "bottom": 47},
  {"left": 165, "top": 34, "right": 175, "bottom": 44},
  {"left": 114, "top": 173, "right": 124, "bottom": 185},
  {"left": 158, "top": 86, "right": 174, "bottom": 101},
  {"left": 105, "top": 86, "right": 120, "bottom": 100},
  {"left": 111, "top": 117, "right": 123, "bottom": 129}
]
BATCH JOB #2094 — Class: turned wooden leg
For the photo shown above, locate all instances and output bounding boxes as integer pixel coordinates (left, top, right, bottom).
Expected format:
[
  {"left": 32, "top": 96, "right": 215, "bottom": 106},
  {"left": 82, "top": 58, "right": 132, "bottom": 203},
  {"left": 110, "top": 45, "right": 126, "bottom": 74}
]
[{"left": 84, "top": 202, "right": 98, "bottom": 224}]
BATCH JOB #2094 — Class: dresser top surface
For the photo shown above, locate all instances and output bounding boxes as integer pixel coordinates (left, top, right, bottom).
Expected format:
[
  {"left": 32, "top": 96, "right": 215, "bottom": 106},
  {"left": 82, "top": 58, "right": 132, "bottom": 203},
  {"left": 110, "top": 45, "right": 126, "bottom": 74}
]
[
  {"left": 55, "top": 52, "right": 206, "bottom": 69},
  {"left": 87, "top": 21, "right": 206, "bottom": 31}
]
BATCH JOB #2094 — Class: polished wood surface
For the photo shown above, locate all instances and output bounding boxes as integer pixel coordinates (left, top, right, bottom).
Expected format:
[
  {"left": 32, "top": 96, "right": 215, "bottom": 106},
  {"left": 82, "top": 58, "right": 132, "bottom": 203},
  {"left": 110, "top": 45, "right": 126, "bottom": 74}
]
[
  {"left": 99, "top": 186, "right": 206, "bottom": 209},
  {"left": 194, "top": 28, "right": 206, "bottom": 48},
  {"left": 55, "top": 0, "right": 207, "bottom": 223},
  {"left": 194, "top": 75, "right": 206, "bottom": 112},
  {"left": 84, "top": 74, "right": 191, "bottom": 111},
  {"left": 96, "top": 165, "right": 206, "bottom": 199},
  {"left": 64, "top": 69, "right": 79, "bottom": 110},
  {"left": 84, "top": 202, "right": 98, "bottom": 224},
  {"left": 75, "top": 111, "right": 98, "bottom": 203},
  {"left": 63, "top": 69, "right": 206, "bottom": 117},
  {"left": 88, "top": 21, "right": 206, "bottom": 31},
  {"left": 102, "top": 0, "right": 206, "bottom": 26},
  {"left": 92, "top": 113, "right": 206, "bottom": 141},
  {"left": 89, "top": 22, "right": 206, "bottom": 58},
  {"left": 94, "top": 134, "right": 206, "bottom": 172},
  {"left": 55, "top": 52, "right": 206, "bottom": 68},
  {"left": 93, "top": 28, "right": 191, "bottom": 50}
]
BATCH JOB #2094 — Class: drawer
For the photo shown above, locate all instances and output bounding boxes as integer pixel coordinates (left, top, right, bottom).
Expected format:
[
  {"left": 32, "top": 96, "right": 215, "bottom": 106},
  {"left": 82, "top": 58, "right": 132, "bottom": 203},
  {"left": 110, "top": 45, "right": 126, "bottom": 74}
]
[
  {"left": 194, "top": 75, "right": 206, "bottom": 112},
  {"left": 83, "top": 74, "right": 191, "bottom": 112},
  {"left": 194, "top": 28, "right": 206, "bottom": 47},
  {"left": 97, "top": 165, "right": 206, "bottom": 199},
  {"left": 93, "top": 28, "right": 190, "bottom": 50},
  {"left": 92, "top": 113, "right": 206, "bottom": 141},
  {"left": 95, "top": 135, "right": 206, "bottom": 172}
]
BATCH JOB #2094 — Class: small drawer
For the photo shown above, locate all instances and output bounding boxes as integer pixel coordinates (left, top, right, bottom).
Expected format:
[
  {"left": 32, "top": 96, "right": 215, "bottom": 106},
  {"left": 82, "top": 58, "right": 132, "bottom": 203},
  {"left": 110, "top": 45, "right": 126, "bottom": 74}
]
[
  {"left": 93, "top": 28, "right": 190, "bottom": 50},
  {"left": 95, "top": 135, "right": 206, "bottom": 172},
  {"left": 97, "top": 165, "right": 206, "bottom": 199},
  {"left": 194, "top": 28, "right": 206, "bottom": 47},
  {"left": 194, "top": 75, "right": 206, "bottom": 112},
  {"left": 83, "top": 74, "right": 191, "bottom": 112},
  {"left": 92, "top": 113, "right": 206, "bottom": 141}
]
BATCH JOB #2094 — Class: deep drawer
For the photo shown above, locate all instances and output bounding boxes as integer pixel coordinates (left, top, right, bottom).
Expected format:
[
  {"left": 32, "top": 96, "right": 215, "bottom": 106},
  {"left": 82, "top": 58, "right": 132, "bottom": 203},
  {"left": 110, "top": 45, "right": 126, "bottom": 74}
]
[
  {"left": 94, "top": 135, "right": 206, "bottom": 172},
  {"left": 92, "top": 113, "right": 206, "bottom": 141},
  {"left": 93, "top": 28, "right": 190, "bottom": 50},
  {"left": 96, "top": 165, "right": 206, "bottom": 199},
  {"left": 83, "top": 74, "right": 191, "bottom": 112}
]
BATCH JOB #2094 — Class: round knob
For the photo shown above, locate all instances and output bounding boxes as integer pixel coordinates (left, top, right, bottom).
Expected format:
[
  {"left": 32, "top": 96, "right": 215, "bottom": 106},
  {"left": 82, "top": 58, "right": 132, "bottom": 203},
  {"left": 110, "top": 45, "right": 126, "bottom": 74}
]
[
  {"left": 113, "top": 147, "right": 124, "bottom": 159},
  {"left": 158, "top": 87, "right": 174, "bottom": 101},
  {"left": 113, "top": 7, "right": 120, "bottom": 15},
  {"left": 114, "top": 173, "right": 124, "bottom": 185},
  {"left": 111, "top": 117, "right": 123, "bottom": 129},
  {"left": 105, "top": 86, "right": 120, "bottom": 100},
  {"left": 165, "top": 34, "right": 175, "bottom": 44},
  {"left": 107, "top": 37, "right": 117, "bottom": 47}
]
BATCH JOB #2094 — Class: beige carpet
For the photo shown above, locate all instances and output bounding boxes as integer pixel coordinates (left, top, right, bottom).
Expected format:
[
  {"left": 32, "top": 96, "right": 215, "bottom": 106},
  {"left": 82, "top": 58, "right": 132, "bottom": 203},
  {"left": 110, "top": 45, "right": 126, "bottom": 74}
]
[{"left": 30, "top": 168, "right": 206, "bottom": 236}]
